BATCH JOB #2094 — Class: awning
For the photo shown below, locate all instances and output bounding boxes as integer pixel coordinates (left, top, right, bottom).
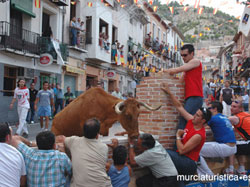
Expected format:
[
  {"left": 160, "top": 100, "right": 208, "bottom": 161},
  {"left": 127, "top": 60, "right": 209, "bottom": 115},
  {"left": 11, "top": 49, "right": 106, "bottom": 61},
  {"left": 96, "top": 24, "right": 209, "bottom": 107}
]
[
  {"left": 11, "top": 0, "right": 36, "bottom": 18},
  {"left": 66, "top": 65, "right": 85, "bottom": 75}
]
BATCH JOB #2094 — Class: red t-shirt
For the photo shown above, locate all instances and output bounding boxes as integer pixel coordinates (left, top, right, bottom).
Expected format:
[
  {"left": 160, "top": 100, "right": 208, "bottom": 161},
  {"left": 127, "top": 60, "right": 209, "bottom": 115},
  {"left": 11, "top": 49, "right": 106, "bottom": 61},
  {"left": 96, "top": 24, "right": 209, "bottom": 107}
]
[
  {"left": 184, "top": 62, "right": 203, "bottom": 99},
  {"left": 180, "top": 120, "right": 206, "bottom": 161}
]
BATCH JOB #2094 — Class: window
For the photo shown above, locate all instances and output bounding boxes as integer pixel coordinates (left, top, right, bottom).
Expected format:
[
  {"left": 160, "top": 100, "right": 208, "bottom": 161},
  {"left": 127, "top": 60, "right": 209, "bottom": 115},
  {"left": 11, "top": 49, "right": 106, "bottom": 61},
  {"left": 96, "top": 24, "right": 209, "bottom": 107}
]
[
  {"left": 86, "top": 16, "right": 92, "bottom": 44},
  {"left": 152, "top": 23, "right": 156, "bottom": 39},
  {"left": 99, "top": 19, "right": 108, "bottom": 37},
  {"left": 158, "top": 28, "right": 161, "bottom": 41},
  {"left": 146, "top": 23, "right": 150, "bottom": 35},
  {"left": 3, "top": 66, "right": 17, "bottom": 96},
  {"left": 10, "top": 8, "right": 22, "bottom": 39},
  {"left": 70, "top": 1, "right": 76, "bottom": 20},
  {"left": 112, "top": 25, "right": 118, "bottom": 44},
  {"left": 163, "top": 33, "right": 166, "bottom": 43}
]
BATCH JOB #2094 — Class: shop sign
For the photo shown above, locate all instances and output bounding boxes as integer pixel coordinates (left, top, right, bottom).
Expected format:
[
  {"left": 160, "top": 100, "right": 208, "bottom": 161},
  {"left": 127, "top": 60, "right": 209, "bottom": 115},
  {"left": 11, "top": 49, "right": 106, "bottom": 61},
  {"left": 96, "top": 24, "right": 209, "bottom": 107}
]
[
  {"left": 39, "top": 53, "right": 53, "bottom": 66},
  {"left": 106, "top": 70, "right": 116, "bottom": 78},
  {"left": 66, "top": 65, "right": 85, "bottom": 75}
]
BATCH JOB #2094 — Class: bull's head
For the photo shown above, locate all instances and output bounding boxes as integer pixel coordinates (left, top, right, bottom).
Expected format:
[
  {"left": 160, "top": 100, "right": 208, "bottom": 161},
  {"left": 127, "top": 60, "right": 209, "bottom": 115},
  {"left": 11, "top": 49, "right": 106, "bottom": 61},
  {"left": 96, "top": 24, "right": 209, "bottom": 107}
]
[{"left": 115, "top": 98, "right": 161, "bottom": 138}]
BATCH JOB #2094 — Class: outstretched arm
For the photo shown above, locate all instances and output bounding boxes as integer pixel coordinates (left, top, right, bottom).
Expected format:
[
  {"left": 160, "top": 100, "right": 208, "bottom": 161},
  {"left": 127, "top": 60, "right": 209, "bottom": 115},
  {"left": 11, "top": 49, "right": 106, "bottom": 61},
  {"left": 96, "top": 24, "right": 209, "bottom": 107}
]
[
  {"left": 161, "top": 83, "right": 193, "bottom": 121},
  {"left": 165, "top": 59, "right": 200, "bottom": 75}
]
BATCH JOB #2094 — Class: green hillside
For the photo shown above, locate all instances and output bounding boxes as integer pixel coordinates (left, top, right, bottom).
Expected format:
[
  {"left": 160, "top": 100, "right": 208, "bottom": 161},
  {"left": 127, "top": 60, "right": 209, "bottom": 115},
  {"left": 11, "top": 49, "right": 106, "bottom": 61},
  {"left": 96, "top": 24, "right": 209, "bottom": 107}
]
[{"left": 150, "top": 1, "right": 239, "bottom": 43}]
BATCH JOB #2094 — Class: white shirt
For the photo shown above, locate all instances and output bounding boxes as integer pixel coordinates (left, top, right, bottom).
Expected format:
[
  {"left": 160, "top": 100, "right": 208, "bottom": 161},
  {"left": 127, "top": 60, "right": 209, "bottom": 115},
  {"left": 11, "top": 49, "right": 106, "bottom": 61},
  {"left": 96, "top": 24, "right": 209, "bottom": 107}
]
[
  {"left": 14, "top": 87, "right": 30, "bottom": 109},
  {"left": 65, "top": 136, "right": 111, "bottom": 187},
  {"left": 135, "top": 141, "right": 178, "bottom": 178},
  {"left": 242, "top": 94, "right": 249, "bottom": 104},
  {"left": 0, "top": 143, "right": 26, "bottom": 187},
  {"left": 112, "top": 91, "right": 123, "bottom": 99}
]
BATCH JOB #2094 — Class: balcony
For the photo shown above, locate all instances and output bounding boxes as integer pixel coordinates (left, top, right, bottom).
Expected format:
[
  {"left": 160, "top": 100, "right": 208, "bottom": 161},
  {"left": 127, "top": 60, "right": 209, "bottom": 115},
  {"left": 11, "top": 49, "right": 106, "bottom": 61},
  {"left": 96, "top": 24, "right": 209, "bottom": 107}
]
[
  {"left": 144, "top": 37, "right": 152, "bottom": 48},
  {"left": 39, "top": 37, "right": 68, "bottom": 61},
  {"left": 68, "top": 26, "right": 87, "bottom": 52},
  {"left": 51, "top": 0, "right": 68, "bottom": 6},
  {"left": 0, "top": 21, "right": 40, "bottom": 55}
]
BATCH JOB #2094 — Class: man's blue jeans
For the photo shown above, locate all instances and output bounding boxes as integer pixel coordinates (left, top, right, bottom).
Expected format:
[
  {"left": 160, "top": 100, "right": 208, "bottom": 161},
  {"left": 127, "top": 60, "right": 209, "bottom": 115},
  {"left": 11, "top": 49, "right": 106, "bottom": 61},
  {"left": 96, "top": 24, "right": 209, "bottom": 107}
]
[
  {"left": 71, "top": 29, "right": 77, "bottom": 45},
  {"left": 26, "top": 102, "right": 35, "bottom": 122},
  {"left": 177, "top": 96, "right": 203, "bottom": 130}
]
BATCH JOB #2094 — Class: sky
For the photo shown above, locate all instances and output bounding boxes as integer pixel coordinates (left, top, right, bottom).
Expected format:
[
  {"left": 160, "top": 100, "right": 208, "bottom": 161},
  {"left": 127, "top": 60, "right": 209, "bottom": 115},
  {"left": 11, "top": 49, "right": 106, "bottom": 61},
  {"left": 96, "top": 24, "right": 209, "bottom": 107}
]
[{"left": 160, "top": 0, "right": 245, "bottom": 18}]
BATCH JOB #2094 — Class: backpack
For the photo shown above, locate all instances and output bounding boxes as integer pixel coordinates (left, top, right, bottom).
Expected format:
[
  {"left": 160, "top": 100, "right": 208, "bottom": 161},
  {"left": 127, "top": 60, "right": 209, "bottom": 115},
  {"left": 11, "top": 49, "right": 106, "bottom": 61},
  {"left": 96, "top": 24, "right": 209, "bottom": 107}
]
[{"left": 222, "top": 88, "right": 233, "bottom": 105}]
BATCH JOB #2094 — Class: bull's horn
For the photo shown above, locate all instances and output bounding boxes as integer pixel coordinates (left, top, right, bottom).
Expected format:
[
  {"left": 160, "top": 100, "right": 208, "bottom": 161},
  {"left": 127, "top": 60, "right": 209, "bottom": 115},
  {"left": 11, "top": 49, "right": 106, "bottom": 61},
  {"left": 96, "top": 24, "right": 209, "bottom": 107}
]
[
  {"left": 138, "top": 101, "right": 161, "bottom": 111},
  {"left": 115, "top": 101, "right": 124, "bottom": 114}
]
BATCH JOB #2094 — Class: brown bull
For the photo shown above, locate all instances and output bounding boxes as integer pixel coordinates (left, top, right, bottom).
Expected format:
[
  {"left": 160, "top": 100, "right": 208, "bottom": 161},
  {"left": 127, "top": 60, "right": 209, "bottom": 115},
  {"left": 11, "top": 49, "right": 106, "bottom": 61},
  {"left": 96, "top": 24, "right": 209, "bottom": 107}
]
[{"left": 51, "top": 87, "right": 161, "bottom": 138}]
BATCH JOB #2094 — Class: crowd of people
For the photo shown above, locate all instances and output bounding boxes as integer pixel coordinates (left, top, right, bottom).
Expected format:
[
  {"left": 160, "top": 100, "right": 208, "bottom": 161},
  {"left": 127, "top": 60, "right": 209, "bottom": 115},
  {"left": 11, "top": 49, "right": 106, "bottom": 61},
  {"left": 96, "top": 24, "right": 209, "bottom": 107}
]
[
  {"left": 9, "top": 79, "right": 75, "bottom": 136},
  {"left": 1, "top": 44, "right": 250, "bottom": 187}
]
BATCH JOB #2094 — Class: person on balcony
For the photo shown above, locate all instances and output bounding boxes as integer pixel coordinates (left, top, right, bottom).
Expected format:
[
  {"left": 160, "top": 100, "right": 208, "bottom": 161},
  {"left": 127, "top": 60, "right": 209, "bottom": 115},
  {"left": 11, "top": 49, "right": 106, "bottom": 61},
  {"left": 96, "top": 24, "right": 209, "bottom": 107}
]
[
  {"left": 111, "top": 41, "right": 117, "bottom": 62},
  {"left": 103, "top": 34, "right": 110, "bottom": 52},
  {"left": 145, "top": 32, "right": 151, "bottom": 47},
  {"left": 127, "top": 50, "right": 133, "bottom": 66},
  {"left": 99, "top": 32, "right": 104, "bottom": 48},
  {"left": 152, "top": 37, "right": 160, "bottom": 52},
  {"left": 70, "top": 17, "right": 77, "bottom": 46}
]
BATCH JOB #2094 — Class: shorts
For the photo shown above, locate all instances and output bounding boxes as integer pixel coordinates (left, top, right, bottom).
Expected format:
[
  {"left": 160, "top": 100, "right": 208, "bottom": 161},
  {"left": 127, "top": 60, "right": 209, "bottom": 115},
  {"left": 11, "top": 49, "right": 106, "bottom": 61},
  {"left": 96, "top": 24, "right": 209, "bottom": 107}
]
[
  {"left": 236, "top": 140, "right": 250, "bottom": 155},
  {"left": 38, "top": 106, "right": 51, "bottom": 117}
]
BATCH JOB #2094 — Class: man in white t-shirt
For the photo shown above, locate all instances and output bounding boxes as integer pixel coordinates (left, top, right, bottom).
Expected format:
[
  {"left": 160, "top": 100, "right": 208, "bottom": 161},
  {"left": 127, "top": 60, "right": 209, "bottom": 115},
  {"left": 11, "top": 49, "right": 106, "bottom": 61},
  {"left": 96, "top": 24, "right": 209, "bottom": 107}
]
[
  {"left": 10, "top": 79, "right": 30, "bottom": 136},
  {"left": 0, "top": 123, "right": 26, "bottom": 187},
  {"left": 220, "top": 80, "right": 235, "bottom": 116},
  {"left": 62, "top": 118, "right": 112, "bottom": 187}
]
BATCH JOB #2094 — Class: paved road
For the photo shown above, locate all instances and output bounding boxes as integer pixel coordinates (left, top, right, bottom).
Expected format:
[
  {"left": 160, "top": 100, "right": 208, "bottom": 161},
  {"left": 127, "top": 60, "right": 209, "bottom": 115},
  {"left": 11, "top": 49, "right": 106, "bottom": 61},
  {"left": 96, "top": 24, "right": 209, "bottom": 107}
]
[
  {"left": 11, "top": 120, "right": 125, "bottom": 142},
  {"left": 11, "top": 120, "right": 53, "bottom": 141}
]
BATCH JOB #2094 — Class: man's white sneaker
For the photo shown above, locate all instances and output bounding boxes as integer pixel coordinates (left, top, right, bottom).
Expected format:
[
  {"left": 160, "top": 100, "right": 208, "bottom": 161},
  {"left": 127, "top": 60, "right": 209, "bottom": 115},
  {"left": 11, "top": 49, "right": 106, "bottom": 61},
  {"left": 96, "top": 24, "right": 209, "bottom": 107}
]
[{"left": 31, "top": 121, "right": 34, "bottom": 124}]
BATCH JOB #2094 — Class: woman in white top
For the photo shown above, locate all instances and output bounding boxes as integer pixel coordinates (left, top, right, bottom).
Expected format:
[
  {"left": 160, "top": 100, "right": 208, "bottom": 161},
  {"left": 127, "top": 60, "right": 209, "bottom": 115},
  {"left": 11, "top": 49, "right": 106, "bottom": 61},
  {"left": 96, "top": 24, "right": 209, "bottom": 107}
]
[{"left": 10, "top": 79, "right": 30, "bottom": 136}]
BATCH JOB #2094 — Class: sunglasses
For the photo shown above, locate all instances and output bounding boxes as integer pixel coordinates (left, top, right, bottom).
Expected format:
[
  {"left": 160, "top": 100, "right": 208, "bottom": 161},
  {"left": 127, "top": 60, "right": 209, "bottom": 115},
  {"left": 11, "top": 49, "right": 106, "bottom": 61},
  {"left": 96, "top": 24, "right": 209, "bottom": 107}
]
[
  {"left": 208, "top": 107, "right": 213, "bottom": 110},
  {"left": 233, "top": 100, "right": 241, "bottom": 104},
  {"left": 200, "top": 107, "right": 210, "bottom": 122},
  {"left": 181, "top": 54, "right": 188, "bottom": 57}
]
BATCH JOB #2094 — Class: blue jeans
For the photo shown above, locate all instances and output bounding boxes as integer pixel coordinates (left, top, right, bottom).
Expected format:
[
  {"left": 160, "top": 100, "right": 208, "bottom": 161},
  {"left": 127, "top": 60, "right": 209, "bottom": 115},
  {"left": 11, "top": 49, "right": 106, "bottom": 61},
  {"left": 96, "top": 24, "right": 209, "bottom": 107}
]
[
  {"left": 54, "top": 98, "right": 63, "bottom": 116},
  {"left": 71, "top": 29, "right": 77, "bottom": 45},
  {"left": 243, "top": 103, "right": 249, "bottom": 112},
  {"left": 177, "top": 96, "right": 203, "bottom": 130},
  {"left": 26, "top": 102, "right": 35, "bottom": 122}
]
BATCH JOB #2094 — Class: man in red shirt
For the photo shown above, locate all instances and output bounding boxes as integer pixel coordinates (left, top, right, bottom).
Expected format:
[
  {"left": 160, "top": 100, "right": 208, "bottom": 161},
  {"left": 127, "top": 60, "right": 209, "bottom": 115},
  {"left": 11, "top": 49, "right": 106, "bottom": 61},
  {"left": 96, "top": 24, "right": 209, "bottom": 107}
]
[
  {"left": 161, "top": 83, "right": 211, "bottom": 178},
  {"left": 165, "top": 44, "right": 203, "bottom": 130}
]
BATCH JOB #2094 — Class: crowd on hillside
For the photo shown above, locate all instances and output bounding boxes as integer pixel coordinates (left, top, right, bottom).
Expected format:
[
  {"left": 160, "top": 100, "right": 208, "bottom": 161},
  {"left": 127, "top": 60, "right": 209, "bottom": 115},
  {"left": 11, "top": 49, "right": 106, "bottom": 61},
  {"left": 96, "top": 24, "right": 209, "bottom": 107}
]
[{"left": 1, "top": 44, "right": 250, "bottom": 187}]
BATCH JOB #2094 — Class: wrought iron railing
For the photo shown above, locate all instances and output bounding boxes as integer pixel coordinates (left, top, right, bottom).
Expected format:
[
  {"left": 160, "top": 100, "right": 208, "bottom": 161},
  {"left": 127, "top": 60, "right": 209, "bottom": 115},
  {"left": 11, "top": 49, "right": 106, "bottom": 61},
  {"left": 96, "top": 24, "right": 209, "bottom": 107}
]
[
  {"left": 0, "top": 21, "right": 40, "bottom": 54},
  {"left": 39, "top": 37, "right": 68, "bottom": 61}
]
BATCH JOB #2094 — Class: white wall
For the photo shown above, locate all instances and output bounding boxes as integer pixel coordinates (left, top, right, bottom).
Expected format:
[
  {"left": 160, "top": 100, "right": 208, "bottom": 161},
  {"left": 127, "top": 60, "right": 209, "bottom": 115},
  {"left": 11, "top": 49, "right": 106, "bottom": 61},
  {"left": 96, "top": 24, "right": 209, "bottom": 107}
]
[
  {"left": 0, "top": 52, "right": 61, "bottom": 74},
  {"left": 167, "top": 28, "right": 174, "bottom": 50},
  {"left": 0, "top": 2, "right": 9, "bottom": 22}
]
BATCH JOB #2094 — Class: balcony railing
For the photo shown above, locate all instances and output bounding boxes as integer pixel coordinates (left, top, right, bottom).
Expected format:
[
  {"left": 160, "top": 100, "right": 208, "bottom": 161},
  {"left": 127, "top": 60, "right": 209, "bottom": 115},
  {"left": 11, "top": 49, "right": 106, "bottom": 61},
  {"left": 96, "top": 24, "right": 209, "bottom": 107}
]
[
  {"left": 0, "top": 21, "right": 40, "bottom": 54},
  {"left": 69, "top": 26, "right": 88, "bottom": 49},
  {"left": 144, "top": 37, "right": 152, "bottom": 48},
  {"left": 39, "top": 37, "right": 68, "bottom": 61}
]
